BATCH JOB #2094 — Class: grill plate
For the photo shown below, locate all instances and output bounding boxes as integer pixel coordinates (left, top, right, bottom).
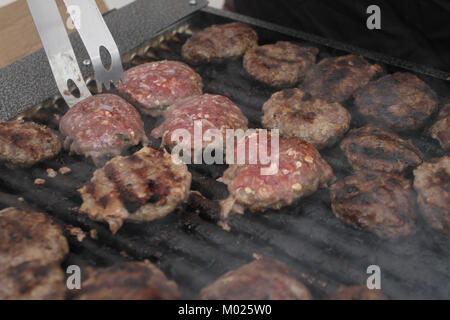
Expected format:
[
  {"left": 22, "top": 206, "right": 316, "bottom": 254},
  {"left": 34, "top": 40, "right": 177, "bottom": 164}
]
[{"left": 0, "top": 8, "right": 449, "bottom": 300}]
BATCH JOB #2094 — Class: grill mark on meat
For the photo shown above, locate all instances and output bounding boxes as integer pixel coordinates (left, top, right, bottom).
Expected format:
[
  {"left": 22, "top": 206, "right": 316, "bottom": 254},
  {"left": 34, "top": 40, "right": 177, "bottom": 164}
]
[
  {"left": 282, "top": 89, "right": 296, "bottom": 99},
  {"left": 0, "top": 120, "right": 61, "bottom": 168},
  {"left": 262, "top": 88, "right": 351, "bottom": 149},
  {"left": 301, "top": 92, "right": 312, "bottom": 101},
  {"left": 436, "top": 169, "right": 449, "bottom": 184},
  {"left": 341, "top": 126, "right": 423, "bottom": 174},
  {"left": 348, "top": 143, "right": 419, "bottom": 166},
  {"left": 182, "top": 23, "right": 258, "bottom": 65},
  {"left": 104, "top": 164, "right": 139, "bottom": 204},
  {"left": 254, "top": 48, "right": 307, "bottom": 64},
  {"left": 354, "top": 72, "right": 438, "bottom": 132},
  {"left": 301, "top": 54, "right": 381, "bottom": 103},
  {"left": 78, "top": 147, "right": 192, "bottom": 233},
  {"left": 99, "top": 196, "right": 109, "bottom": 209},
  {"left": 330, "top": 172, "right": 417, "bottom": 239},
  {"left": 244, "top": 41, "right": 318, "bottom": 87}
]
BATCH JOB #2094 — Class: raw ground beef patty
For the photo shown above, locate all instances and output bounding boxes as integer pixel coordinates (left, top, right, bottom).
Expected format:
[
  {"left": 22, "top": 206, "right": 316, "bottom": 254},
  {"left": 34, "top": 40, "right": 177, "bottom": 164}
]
[
  {"left": 220, "top": 132, "right": 334, "bottom": 214},
  {"left": 151, "top": 94, "right": 249, "bottom": 158},
  {"left": 117, "top": 60, "right": 203, "bottom": 116},
  {"left": 59, "top": 94, "right": 148, "bottom": 165}
]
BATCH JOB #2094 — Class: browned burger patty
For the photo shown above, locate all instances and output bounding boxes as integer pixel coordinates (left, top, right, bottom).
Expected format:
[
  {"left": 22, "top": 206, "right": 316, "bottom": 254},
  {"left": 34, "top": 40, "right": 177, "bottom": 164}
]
[
  {"left": 220, "top": 132, "right": 334, "bottom": 214},
  {"left": 0, "top": 207, "right": 69, "bottom": 272},
  {"left": 117, "top": 60, "right": 203, "bottom": 116},
  {"left": 182, "top": 22, "right": 258, "bottom": 65},
  {"left": 301, "top": 54, "right": 382, "bottom": 103},
  {"left": 430, "top": 103, "right": 450, "bottom": 151},
  {"left": 330, "top": 171, "right": 418, "bottom": 239},
  {"left": 0, "top": 120, "right": 61, "bottom": 168},
  {"left": 73, "top": 261, "right": 180, "bottom": 300},
  {"left": 340, "top": 126, "right": 423, "bottom": 174},
  {"left": 199, "top": 258, "right": 313, "bottom": 300},
  {"left": 354, "top": 72, "right": 438, "bottom": 132},
  {"left": 0, "top": 260, "right": 65, "bottom": 300},
  {"left": 413, "top": 156, "right": 450, "bottom": 234},
  {"left": 78, "top": 147, "right": 192, "bottom": 233},
  {"left": 262, "top": 88, "right": 351, "bottom": 149},
  {"left": 59, "top": 94, "right": 148, "bottom": 165},
  {"left": 243, "top": 41, "right": 319, "bottom": 87},
  {"left": 151, "top": 94, "right": 248, "bottom": 157},
  {"left": 330, "top": 285, "right": 387, "bottom": 300}
]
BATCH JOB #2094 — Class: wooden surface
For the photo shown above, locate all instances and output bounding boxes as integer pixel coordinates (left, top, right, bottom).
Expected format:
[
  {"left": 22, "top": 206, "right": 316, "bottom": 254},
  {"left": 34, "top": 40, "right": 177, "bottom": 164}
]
[{"left": 0, "top": 0, "right": 108, "bottom": 68}]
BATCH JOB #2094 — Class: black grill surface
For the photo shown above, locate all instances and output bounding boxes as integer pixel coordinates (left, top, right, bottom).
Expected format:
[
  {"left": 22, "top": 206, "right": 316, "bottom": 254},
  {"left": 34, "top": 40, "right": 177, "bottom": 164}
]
[{"left": 0, "top": 10, "right": 449, "bottom": 300}]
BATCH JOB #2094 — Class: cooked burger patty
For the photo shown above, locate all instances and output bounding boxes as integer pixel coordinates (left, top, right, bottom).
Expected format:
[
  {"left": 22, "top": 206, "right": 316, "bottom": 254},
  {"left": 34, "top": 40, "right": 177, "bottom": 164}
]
[
  {"left": 151, "top": 94, "right": 249, "bottom": 156},
  {"left": 430, "top": 103, "right": 450, "bottom": 151},
  {"left": 243, "top": 41, "right": 319, "bottom": 87},
  {"left": 73, "top": 261, "right": 180, "bottom": 300},
  {"left": 0, "top": 260, "right": 65, "bottom": 300},
  {"left": 340, "top": 126, "right": 423, "bottom": 174},
  {"left": 221, "top": 132, "right": 334, "bottom": 213},
  {"left": 59, "top": 94, "right": 148, "bottom": 165},
  {"left": 199, "top": 258, "right": 313, "bottom": 300},
  {"left": 78, "top": 147, "right": 192, "bottom": 233},
  {"left": 0, "top": 120, "right": 61, "bottom": 168},
  {"left": 330, "top": 171, "right": 418, "bottom": 239},
  {"left": 182, "top": 22, "right": 258, "bottom": 65},
  {"left": 413, "top": 156, "right": 450, "bottom": 234},
  {"left": 262, "top": 88, "right": 351, "bottom": 149},
  {"left": 330, "top": 286, "right": 387, "bottom": 300},
  {"left": 301, "top": 54, "right": 381, "bottom": 103},
  {"left": 0, "top": 207, "right": 69, "bottom": 272},
  {"left": 117, "top": 60, "right": 203, "bottom": 116},
  {"left": 354, "top": 72, "right": 438, "bottom": 132}
]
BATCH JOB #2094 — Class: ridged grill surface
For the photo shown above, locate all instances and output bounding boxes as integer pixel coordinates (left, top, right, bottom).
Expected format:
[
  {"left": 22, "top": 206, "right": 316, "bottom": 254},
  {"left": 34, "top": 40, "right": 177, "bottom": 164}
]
[{"left": 0, "top": 12, "right": 449, "bottom": 299}]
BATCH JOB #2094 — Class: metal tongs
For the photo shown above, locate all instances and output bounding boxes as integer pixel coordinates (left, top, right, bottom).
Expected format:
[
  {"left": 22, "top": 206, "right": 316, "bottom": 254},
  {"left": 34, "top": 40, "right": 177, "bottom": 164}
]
[{"left": 27, "top": 0, "right": 124, "bottom": 107}]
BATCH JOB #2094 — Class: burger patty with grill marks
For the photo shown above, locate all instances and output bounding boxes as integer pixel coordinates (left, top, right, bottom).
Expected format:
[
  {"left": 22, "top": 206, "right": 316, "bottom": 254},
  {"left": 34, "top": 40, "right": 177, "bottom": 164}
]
[
  {"left": 0, "top": 207, "right": 69, "bottom": 273},
  {"left": 330, "top": 171, "right": 418, "bottom": 240},
  {"left": 243, "top": 41, "right": 319, "bottom": 87},
  {"left": 182, "top": 23, "right": 258, "bottom": 65},
  {"left": 151, "top": 94, "right": 249, "bottom": 156},
  {"left": 430, "top": 103, "right": 450, "bottom": 151},
  {"left": 117, "top": 60, "right": 203, "bottom": 116},
  {"left": 73, "top": 261, "right": 180, "bottom": 300},
  {"left": 78, "top": 147, "right": 192, "bottom": 233},
  {"left": 340, "top": 126, "right": 423, "bottom": 174},
  {"left": 413, "top": 156, "right": 450, "bottom": 234},
  {"left": 0, "top": 120, "right": 61, "bottom": 168},
  {"left": 59, "top": 94, "right": 148, "bottom": 166},
  {"left": 262, "top": 88, "right": 351, "bottom": 149},
  {"left": 301, "top": 54, "right": 382, "bottom": 103},
  {"left": 220, "top": 132, "right": 334, "bottom": 214},
  {"left": 199, "top": 258, "right": 313, "bottom": 300},
  {"left": 354, "top": 72, "right": 438, "bottom": 132},
  {"left": 0, "top": 260, "right": 66, "bottom": 300}
]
